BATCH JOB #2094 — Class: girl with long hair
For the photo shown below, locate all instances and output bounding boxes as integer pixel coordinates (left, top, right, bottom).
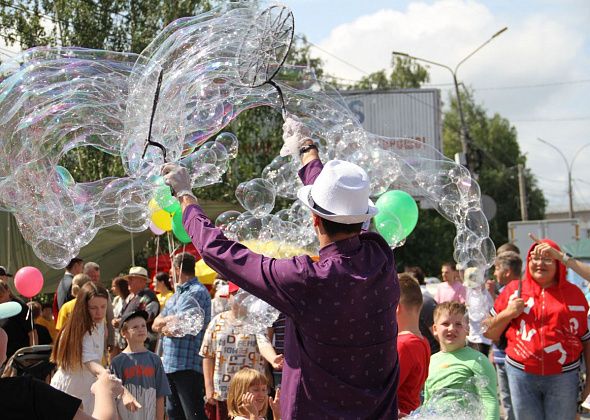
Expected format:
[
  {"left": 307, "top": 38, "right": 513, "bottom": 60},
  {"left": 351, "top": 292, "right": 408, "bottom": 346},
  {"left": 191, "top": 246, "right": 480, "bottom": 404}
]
[{"left": 50, "top": 282, "right": 139, "bottom": 414}]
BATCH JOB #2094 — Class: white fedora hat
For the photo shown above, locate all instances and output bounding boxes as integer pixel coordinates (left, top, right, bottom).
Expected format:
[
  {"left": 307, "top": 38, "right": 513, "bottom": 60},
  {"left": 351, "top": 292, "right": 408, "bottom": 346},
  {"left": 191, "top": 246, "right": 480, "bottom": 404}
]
[{"left": 297, "top": 160, "right": 378, "bottom": 224}]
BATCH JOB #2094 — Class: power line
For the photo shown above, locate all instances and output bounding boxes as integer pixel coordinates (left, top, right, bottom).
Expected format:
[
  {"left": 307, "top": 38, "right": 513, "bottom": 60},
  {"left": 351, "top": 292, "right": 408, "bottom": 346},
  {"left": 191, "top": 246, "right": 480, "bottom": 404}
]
[
  {"left": 298, "top": 35, "right": 371, "bottom": 76},
  {"left": 512, "top": 116, "right": 590, "bottom": 123}
]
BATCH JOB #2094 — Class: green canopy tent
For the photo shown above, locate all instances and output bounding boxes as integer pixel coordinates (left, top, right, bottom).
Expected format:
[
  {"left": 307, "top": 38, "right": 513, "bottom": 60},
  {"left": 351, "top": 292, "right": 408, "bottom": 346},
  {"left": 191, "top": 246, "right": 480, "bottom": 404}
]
[{"left": 0, "top": 199, "right": 240, "bottom": 294}]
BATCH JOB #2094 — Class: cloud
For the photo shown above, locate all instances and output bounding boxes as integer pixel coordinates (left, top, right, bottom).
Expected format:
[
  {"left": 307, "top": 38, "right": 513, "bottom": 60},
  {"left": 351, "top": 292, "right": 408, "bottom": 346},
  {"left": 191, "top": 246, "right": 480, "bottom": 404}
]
[{"left": 312, "top": 0, "right": 590, "bottom": 212}]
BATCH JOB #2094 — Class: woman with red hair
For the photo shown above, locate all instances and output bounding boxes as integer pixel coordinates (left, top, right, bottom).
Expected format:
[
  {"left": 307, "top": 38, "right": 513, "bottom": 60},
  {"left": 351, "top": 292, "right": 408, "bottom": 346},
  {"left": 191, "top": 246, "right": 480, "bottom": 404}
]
[{"left": 485, "top": 239, "right": 590, "bottom": 420}]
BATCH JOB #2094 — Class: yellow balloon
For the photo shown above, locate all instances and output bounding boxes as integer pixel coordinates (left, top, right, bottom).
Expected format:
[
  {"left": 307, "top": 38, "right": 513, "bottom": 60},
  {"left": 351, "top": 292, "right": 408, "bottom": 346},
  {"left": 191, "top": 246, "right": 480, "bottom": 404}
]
[
  {"left": 148, "top": 198, "right": 161, "bottom": 214},
  {"left": 151, "top": 209, "right": 172, "bottom": 231}
]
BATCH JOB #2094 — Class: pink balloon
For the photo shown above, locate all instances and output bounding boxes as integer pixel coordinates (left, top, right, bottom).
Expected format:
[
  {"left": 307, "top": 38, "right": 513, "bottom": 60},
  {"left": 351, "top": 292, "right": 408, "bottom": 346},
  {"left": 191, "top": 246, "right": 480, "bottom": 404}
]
[
  {"left": 14, "top": 266, "right": 44, "bottom": 298},
  {"left": 149, "top": 221, "right": 165, "bottom": 236}
]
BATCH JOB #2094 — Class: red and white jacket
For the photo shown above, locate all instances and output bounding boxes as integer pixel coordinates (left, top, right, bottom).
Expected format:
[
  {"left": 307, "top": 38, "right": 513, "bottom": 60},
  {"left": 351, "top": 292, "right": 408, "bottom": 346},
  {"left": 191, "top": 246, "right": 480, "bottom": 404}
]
[{"left": 492, "top": 240, "right": 590, "bottom": 375}]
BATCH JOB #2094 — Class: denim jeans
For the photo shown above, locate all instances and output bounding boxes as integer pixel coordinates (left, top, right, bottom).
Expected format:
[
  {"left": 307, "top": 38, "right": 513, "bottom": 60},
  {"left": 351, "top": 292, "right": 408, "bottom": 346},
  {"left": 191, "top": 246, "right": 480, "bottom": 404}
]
[
  {"left": 506, "top": 363, "right": 578, "bottom": 420},
  {"left": 496, "top": 363, "right": 514, "bottom": 420},
  {"left": 166, "top": 370, "right": 206, "bottom": 420}
]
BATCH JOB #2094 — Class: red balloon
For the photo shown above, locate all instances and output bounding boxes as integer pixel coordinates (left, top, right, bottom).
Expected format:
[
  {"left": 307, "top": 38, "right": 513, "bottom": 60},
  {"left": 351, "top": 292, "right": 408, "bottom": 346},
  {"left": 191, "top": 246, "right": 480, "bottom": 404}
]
[{"left": 14, "top": 266, "right": 44, "bottom": 298}]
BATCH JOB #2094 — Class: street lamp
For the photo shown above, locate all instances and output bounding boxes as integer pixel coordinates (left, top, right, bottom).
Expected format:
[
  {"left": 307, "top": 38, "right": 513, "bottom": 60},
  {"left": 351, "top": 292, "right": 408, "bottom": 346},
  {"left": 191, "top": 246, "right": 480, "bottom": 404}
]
[
  {"left": 537, "top": 138, "right": 590, "bottom": 218},
  {"left": 393, "top": 27, "right": 508, "bottom": 172}
]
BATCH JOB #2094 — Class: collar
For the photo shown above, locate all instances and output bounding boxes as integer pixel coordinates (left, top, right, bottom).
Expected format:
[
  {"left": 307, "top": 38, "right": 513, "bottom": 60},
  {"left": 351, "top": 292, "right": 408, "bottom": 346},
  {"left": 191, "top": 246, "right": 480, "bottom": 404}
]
[
  {"left": 176, "top": 277, "right": 199, "bottom": 293},
  {"left": 318, "top": 235, "right": 361, "bottom": 259}
]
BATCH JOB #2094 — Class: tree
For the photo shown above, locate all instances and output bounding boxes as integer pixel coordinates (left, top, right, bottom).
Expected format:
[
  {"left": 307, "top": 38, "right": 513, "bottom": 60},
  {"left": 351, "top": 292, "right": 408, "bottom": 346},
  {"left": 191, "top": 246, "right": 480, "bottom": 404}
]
[
  {"left": 349, "top": 55, "right": 430, "bottom": 90},
  {"left": 0, "top": 1, "right": 214, "bottom": 52}
]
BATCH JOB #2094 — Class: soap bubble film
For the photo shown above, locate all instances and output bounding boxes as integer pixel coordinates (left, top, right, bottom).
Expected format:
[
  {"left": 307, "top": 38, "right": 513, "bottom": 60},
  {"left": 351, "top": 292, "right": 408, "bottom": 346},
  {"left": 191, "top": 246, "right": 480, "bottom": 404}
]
[{"left": 0, "top": 1, "right": 493, "bottom": 273}]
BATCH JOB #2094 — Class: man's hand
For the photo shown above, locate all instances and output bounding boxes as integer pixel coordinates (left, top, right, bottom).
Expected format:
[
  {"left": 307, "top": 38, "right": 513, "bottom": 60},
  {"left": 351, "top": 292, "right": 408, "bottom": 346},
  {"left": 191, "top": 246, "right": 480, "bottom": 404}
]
[
  {"left": 271, "top": 354, "right": 284, "bottom": 370},
  {"left": 162, "top": 163, "right": 192, "bottom": 193},
  {"left": 280, "top": 117, "right": 312, "bottom": 157},
  {"left": 505, "top": 297, "right": 525, "bottom": 319}
]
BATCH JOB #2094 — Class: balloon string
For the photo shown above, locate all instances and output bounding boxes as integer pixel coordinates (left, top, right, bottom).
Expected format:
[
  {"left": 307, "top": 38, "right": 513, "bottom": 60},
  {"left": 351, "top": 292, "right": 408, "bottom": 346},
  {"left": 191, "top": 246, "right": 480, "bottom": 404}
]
[
  {"left": 166, "top": 231, "right": 177, "bottom": 287},
  {"left": 27, "top": 299, "right": 36, "bottom": 346},
  {"left": 154, "top": 235, "right": 160, "bottom": 288}
]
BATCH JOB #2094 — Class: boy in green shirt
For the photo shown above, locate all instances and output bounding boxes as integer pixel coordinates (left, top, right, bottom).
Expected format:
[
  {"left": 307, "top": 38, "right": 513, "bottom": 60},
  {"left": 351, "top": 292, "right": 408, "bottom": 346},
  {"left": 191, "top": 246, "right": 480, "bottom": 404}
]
[{"left": 424, "top": 301, "right": 499, "bottom": 420}]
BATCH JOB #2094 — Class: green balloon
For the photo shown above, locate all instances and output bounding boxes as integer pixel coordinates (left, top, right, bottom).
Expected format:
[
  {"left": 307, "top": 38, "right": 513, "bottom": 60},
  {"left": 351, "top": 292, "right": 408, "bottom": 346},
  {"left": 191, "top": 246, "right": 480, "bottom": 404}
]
[
  {"left": 374, "top": 190, "right": 419, "bottom": 240},
  {"left": 172, "top": 211, "right": 192, "bottom": 244},
  {"left": 375, "top": 210, "right": 404, "bottom": 245},
  {"left": 153, "top": 176, "right": 179, "bottom": 213}
]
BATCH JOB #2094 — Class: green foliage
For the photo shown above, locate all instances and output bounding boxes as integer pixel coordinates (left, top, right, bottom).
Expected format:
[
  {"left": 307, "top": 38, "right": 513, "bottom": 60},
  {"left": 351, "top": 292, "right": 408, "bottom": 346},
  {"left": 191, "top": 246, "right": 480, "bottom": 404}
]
[
  {"left": 0, "top": 0, "right": 213, "bottom": 52},
  {"left": 349, "top": 56, "right": 430, "bottom": 90}
]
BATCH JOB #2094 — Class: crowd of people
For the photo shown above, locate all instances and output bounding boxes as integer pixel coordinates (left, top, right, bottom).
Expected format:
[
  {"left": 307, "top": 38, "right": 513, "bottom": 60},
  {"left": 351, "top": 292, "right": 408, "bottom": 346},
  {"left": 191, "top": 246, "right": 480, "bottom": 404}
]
[{"left": 0, "top": 117, "right": 590, "bottom": 419}]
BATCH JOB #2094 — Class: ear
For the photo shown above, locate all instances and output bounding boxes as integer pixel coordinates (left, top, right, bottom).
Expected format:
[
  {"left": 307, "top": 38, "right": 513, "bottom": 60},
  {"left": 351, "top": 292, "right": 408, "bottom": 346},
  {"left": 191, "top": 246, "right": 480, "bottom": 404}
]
[{"left": 312, "top": 213, "right": 321, "bottom": 228}]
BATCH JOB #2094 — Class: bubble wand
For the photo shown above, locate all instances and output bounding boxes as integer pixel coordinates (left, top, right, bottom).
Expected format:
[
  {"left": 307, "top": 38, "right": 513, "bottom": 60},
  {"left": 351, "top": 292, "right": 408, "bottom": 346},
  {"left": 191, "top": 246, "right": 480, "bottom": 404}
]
[{"left": 236, "top": 5, "right": 294, "bottom": 117}]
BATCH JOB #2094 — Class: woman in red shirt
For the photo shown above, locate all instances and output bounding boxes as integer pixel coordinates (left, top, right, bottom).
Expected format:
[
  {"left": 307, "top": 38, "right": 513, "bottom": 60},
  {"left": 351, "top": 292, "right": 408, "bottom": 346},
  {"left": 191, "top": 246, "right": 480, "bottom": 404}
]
[{"left": 485, "top": 239, "right": 590, "bottom": 420}]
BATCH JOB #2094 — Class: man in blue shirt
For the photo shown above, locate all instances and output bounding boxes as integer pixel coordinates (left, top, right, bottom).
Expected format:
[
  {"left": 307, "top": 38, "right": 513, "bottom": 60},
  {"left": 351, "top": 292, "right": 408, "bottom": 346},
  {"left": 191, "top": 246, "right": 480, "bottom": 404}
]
[{"left": 153, "top": 252, "right": 211, "bottom": 420}]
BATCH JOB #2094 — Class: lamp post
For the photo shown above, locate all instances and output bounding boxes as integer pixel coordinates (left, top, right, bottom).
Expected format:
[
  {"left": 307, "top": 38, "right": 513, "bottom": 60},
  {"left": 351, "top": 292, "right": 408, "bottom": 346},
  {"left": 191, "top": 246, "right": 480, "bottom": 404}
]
[
  {"left": 393, "top": 27, "right": 507, "bottom": 172},
  {"left": 537, "top": 138, "right": 590, "bottom": 218}
]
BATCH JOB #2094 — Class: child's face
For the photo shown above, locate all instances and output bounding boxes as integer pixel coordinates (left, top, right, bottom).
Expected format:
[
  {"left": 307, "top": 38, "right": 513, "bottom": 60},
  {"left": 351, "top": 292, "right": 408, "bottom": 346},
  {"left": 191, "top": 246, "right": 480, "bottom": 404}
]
[
  {"left": 88, "top": 296, "right": 108, "bottom": 323},
  {"left": 122, "top": 317, "right": 148, "bottom": 343},
  {"left": 433, "top": 311, "right": 468, "bottom": 352},
  {"left": 247, "top": 382, "right": 268, "bottom": 413},
  {"left": 41, "top": 307, "right": 53, "bottom": 320}
]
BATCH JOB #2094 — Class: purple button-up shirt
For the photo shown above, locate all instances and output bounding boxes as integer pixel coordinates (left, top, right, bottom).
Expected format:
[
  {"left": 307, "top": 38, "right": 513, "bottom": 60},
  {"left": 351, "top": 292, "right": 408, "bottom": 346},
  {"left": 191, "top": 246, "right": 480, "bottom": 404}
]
[{"left": 183, "top": 160, "right": 399, "bottom": 419}]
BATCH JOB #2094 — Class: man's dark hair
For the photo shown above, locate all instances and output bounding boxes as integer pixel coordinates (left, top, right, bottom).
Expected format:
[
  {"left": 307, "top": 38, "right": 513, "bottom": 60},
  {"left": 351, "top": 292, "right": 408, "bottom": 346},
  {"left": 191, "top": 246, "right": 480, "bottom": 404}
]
[
  {"left": 173, "top": 252, "right": 196, "bottom": 276},
  {"left": 497, "top": 242, "right": 520, "bottom": 256},
  {"left": 41, "top": 302, "right": 53, "bottom": 310},
  {"left": 404, "top": 266, "right": 425, "bottom": 285},
  {"left": 66, "top": 257, "right": 83, "bottom": 270},
  {"left": 319, "top": 217, "right": 363, "bottom": 236}
]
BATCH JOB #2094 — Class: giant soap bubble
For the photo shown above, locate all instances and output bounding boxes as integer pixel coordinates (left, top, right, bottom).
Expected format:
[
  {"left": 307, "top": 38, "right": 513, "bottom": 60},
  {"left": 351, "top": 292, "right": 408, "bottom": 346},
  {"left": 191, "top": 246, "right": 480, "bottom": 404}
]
[{"left": 0, "top": 1, "right": 494, "bottom": 271}]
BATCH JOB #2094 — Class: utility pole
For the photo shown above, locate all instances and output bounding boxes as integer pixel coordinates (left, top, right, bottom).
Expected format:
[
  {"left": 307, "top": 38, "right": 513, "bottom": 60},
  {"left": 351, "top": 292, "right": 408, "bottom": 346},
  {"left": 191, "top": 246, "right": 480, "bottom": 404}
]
[
  {"left": 517, "top": 163, "right": 528, "bottom": 221},
  {"left": 393, "top": 27, "right": 507, "bottom": 173}
]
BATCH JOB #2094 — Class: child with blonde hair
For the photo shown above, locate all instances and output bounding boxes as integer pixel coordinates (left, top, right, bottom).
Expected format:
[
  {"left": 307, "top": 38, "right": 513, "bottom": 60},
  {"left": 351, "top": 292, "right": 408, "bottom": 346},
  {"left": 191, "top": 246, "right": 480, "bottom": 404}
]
[
  {"left": 424, "top": 302, "right": 499, "bottom": 420},
  {"left": 227, "top": 368, "right": 280, "bottom": 420}
]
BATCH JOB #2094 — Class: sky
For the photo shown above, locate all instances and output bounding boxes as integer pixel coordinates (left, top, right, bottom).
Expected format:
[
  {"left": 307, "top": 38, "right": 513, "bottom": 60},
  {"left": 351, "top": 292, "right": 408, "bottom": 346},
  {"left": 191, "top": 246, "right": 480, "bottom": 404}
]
[{"left": 286, "top": 0, "right": 590, "bottom": 215}]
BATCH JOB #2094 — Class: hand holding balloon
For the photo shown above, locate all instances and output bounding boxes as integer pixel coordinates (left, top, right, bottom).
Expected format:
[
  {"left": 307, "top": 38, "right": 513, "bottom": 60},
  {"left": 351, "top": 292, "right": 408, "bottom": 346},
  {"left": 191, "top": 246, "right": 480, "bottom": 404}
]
[
  {"left": 280, "top": 117, "right": 313, "bottom": 157},
  {"left": 162, "top": 163, "right": 193, "bottom": 196}
]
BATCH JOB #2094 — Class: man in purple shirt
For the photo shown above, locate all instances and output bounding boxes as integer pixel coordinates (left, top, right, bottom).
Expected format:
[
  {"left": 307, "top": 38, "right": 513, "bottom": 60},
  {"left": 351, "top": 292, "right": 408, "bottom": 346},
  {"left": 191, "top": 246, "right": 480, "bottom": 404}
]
[{"left": 163, "top": 118, "right": 400, "bottom": 419}]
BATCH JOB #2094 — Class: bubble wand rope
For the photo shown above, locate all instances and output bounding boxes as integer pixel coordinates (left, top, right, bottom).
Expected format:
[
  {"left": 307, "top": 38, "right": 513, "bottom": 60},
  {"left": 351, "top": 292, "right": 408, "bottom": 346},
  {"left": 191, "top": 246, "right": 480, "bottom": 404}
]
[{"left": 141, "top": 69, "right": 167, "bottom": 162}]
